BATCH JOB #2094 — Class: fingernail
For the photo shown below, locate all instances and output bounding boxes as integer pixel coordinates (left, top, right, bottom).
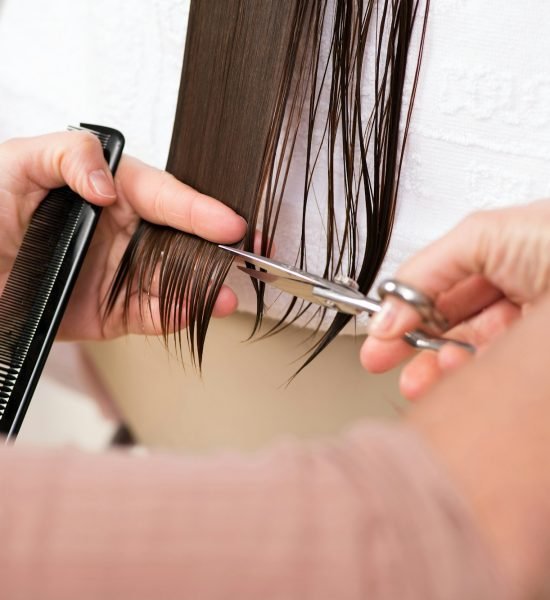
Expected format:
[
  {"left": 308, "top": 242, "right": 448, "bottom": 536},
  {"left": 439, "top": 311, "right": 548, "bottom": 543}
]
[
  {"left": 369, "top": 301, "right": 395, "bottom": 335},
  {"left": 89, "top": 169, "right": 116, "bottom": 199}
]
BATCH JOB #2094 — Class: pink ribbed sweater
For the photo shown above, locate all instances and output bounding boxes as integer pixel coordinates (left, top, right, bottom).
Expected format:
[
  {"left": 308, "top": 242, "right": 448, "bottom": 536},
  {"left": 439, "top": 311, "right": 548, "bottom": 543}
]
[{"left": 0, "top": 424, "right": 506, "bottom": 599}]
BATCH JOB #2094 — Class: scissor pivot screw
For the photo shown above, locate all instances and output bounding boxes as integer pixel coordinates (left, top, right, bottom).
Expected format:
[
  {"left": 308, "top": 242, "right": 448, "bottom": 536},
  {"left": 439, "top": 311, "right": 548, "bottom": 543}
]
[{"left": 334, "top": 275, "right": 360, "bottom": 291}]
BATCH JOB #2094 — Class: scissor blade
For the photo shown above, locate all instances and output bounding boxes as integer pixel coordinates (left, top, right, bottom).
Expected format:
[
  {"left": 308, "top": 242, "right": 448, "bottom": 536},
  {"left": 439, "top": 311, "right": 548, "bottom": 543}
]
[
  {"left": 237, "top": 266, "right": 321, "bottom": 304},
  {"left": 225, "top": 245, "right": 376, "bottom": 315},
  {"left": 219, "top": 244, "right": 327, "bottom": 288},
  {"left": 227, "top": 248, "right": 477, "bottom": 353}
]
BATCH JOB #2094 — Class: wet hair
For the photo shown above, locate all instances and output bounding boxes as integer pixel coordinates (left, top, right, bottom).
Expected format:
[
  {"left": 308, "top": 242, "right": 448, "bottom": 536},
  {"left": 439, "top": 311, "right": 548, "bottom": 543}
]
[{"left": 106, "top": 0, "right": 430, "bottom": 372}]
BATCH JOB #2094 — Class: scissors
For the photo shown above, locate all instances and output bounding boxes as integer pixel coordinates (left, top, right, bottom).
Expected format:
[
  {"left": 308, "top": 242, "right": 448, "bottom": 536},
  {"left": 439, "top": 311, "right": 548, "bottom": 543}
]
[{"left": 219, "top": 244, "right": 475, "bottom": 353}]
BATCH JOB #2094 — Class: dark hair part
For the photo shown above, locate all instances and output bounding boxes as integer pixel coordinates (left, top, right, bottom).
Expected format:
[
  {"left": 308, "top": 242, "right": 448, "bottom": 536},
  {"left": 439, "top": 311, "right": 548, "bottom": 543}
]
[{"left": 106, "top": 0, "right": 430, "bottom": 372}]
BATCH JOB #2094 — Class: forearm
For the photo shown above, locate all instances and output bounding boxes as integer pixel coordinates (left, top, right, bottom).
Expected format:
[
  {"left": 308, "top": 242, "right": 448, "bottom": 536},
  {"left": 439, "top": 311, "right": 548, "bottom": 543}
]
[
  {"left": 0, "top": 424, "right": 503, "bottom": 599},
  {"left": 409, "top": 293, "right": 550, "bottom": 598}
]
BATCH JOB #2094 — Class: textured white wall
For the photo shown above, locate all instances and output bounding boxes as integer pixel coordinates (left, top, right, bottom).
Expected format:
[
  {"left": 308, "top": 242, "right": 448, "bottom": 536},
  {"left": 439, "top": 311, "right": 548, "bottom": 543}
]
[{"left": 0, "top": 0, "right": 189, "bottom": 168}]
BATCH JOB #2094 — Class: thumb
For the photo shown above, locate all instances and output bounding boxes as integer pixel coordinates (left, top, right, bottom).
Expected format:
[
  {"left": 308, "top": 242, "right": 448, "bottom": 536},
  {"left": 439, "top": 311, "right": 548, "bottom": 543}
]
[
  {"left": 369, "top": 212, "right": 492, "bottom": 340},
  {"left": 2, "top": 131, "right": 117, "bottom": 206},
  {"left": 394, "top": 211, "right": 490, "bottom": 299}
]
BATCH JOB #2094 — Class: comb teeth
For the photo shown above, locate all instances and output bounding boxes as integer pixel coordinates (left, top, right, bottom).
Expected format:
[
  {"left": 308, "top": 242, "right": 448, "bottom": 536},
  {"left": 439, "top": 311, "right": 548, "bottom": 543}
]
[
  {"left": 0, "top": 124, "right": 124, "bottom": 438},
  {"left": 67, "top": 125, "right": 111, "bottom": 148},
  {"left": 0, "top": 362, "right": 19, "bottom": 418},
  {"left": 0, "top": 189, "right": 84, "bottom": 417}
]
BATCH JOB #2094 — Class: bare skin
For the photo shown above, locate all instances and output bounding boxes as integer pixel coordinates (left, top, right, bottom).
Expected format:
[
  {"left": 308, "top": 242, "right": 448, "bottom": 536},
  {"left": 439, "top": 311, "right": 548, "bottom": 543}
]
[
  {"left": 361, "top": 200, "right": 550, "bottom": 596},
  {"left": 408, "top": 294, "right": 550, "bottom": 598},
  {"left": 361, "top": 200, "right": 550, "bottom": 400},
  {"left": 0, "top": 131, "right": 247, "bottom": 340}
]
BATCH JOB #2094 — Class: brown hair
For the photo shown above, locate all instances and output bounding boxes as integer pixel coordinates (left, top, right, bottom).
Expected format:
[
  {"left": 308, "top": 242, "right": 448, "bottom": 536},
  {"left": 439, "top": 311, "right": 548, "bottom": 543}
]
[{"left": 106, "top": 0, "right": 429, "bottom": 372}]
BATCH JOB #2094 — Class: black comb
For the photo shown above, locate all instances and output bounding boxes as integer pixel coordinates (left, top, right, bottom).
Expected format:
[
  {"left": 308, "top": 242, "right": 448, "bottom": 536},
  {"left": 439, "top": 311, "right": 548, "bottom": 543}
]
[{"left": 0, "top": 124, "right": 125, "bottom": 442}]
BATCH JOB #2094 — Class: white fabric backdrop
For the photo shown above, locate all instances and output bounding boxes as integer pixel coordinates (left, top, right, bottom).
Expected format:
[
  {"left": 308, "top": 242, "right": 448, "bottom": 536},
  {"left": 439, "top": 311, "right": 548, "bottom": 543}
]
[{"left": 0, "top": 0, "right": 188, "bottom": 167}]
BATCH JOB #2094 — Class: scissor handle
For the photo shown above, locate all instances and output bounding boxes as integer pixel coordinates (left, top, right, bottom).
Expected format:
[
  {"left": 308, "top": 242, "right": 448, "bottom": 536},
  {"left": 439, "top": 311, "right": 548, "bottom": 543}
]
[
  {"left": 378, "top": 279, "right": 448, "bottom": 333},
  {"left": 376, "top": 279, "right": 475, "bottom": 353},
  {"left": 403, "top": 330, "right": 475, "bottom": 353},
  {"left": 312, "top": 283, "right": 476, "bottom": 354}
]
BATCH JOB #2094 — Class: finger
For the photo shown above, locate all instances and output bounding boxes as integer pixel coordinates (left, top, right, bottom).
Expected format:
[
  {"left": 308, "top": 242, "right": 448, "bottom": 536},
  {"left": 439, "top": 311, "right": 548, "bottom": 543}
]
[
  {"left": 438, "top": 297, "right": 521, "bottom": 349},
  {"left": 360, "top": 277, "right": 495, "bottom": 372},
  {"left": 360, "top": 335, "right": 412, "bottom": 373},
  {"left": 367, "top": 211, "right": 499, "bottom": 341},
  {"left": 253, "top": 230, "right": 277, "bottom": 256},
  {"left": 437, "top": 343, "right": 473, "bottom": 373},
  {"left": 1, "top": 131, "right": 116, "bottom": 205},
  {"left": 395, "top": 210, "right": 492, "bottom": 298},
  {"left": 369, "top": 274, "right": 502, "bottom": 342},
  {"left": 433, "top": 275, "right": 502, "bottom": 327},
  {"left": 400, "top": 352, "right": 440, "bottom": 401},
  {"left": 399, "top": 346, "right": 473, "bottom": 401},
  {"left": 367, "top": 296, "right": 420, "bottom": 341},
  {"left": 212, "top": 285, "right": 239, "bottom": 317},
  {"left": 361, "top": 296, "right": 520, "bottom": 374},
  {"left": 399, "top": 298, "right": 520, "bottom": 398},
  {"left": 110, "top": 284, "right": 238, "bottom": 337},
  {"left": 115, "top": 155, "right": 247, "bottom": 243}
]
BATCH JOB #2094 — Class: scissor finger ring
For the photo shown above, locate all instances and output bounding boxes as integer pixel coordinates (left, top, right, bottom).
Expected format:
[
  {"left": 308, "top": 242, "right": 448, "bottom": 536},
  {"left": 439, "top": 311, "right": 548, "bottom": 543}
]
[{"left": 378, "top": 279, "right": 448, "bottom": 333}]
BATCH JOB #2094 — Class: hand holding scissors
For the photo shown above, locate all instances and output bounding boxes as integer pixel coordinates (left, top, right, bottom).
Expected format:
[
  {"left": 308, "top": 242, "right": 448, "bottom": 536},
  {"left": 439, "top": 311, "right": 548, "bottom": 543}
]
[
  {"left": 220, "top": 245, "right": 475, "bottom": 354},
  {"left": 360, "top": 201, "right": 550, "bottom": 400}
]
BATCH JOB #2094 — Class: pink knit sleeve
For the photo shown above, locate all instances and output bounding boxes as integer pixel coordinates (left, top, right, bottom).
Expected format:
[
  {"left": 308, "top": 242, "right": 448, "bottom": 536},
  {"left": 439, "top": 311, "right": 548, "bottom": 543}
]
[{"left": 0, "top": 423, "right": 508, "bottom": 600}]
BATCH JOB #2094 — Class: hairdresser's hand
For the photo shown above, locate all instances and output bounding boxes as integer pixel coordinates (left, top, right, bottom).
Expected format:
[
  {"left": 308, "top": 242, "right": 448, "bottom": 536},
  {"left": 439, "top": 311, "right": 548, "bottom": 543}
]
[
  {"left": 0, "top": 132, "right": 247, "bottom": 340},
  {"left": 361, "top": 200, "right": 550, "bottom": 400}
]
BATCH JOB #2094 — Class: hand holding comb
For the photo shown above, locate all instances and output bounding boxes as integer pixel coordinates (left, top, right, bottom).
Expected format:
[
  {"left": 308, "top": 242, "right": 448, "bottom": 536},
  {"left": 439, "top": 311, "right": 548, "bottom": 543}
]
[{"left": 0, "top": 124, "right": 125, "bottom": 442}]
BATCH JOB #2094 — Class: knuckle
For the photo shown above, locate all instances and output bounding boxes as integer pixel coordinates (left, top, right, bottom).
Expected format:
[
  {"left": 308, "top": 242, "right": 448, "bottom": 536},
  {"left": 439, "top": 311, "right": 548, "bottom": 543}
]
[
  {"left": 461, "top": 209, "right": 491, "bottom": 232},
  {"left": 458, "top": 210, "right": 492, "bottom": 252},
  {"left": 73, "top": 131, "right": 103, "bottom": 161},
  {"left": 461, "top": 209, "right": 505, "bottom": 271},
  {"left": 152, "top": 173, "right": 174, "bottom": 225},
  {"left": 55, "top": 132, "right": 100, "bottom": 175},
  {"left": 163, "top": 177, "right": 203, "bottom": 235},
  {"left": 1, "top": 137, "right": 24, "bottom": 151},
  {"left": 187, "top": 190, "right": 205, "bottom": 236},
  {"left": 0, "top": 137, "right": 24, "bottom": 164}
]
